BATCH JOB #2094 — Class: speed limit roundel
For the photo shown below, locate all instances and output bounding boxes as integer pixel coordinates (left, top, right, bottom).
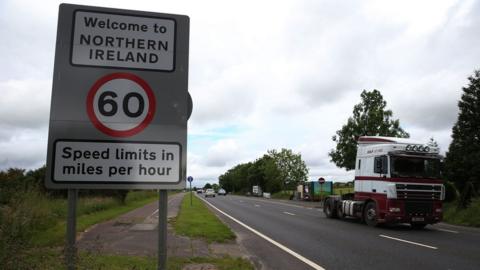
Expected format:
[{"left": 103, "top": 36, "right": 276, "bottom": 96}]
[{"left": 86, "top": 73, "right": 156, "bottom": 137}]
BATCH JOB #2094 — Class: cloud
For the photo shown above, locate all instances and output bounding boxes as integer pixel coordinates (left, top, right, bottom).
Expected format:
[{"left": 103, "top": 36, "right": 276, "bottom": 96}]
[{"left": 0, "top": 79, "right": 51, "bottom": 131}]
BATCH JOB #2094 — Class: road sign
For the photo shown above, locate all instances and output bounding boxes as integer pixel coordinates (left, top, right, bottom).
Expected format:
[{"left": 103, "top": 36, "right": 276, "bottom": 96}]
[
  {"left": 86, "top": 72, "right": 156, "bottom": 137},
  {"left": 187, "top": 176, "right": 193, "bottom": 182},
  {"left": 46, "top": 4, "right": 190, "bottom": 189},
  {"left": 318, "top": 177, "right": 325, "bottom": 184}
]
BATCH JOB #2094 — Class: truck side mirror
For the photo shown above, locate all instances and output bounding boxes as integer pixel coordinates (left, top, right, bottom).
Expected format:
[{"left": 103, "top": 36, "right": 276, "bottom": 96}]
[
  {"left": 374, "top": 157, "right": 382, "bottom": 173},
  {"left": 381, "top": 156, "right": 388, "bottom": 174},
  {"left": 374, "top": 156, "right": 388, "bottom": 174}
]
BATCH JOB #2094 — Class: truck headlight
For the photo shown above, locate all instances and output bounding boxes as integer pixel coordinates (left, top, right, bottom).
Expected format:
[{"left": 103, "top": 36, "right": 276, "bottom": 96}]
[{"left": 387, "top": 183, "right": 397, "bottom": 199}]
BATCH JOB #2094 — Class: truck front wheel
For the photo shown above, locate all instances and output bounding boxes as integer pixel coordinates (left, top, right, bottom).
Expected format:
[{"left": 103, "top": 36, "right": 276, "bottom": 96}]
[{"left": 364, "top": 201, "right": 378, "bottom": 227}]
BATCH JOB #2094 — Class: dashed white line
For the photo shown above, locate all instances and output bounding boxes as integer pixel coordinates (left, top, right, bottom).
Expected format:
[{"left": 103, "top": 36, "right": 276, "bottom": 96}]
[
  {"left": 199, "top": 197, "right": 325, "bottom": 270},
  {"left": 379, "top": 235, "right": 438, "bottom": 250},
  {"left": 437, "top": 228, "right": 459, "bottom": 234},
  {"left": 254, "top": 204, "right": 261, "bottom": 207},
  {"left": 284, "top": 211, "right": 296, "bottom": 216}
]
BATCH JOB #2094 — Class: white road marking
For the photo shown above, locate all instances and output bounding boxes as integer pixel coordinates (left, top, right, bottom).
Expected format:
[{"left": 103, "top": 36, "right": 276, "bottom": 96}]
[
  {"left": 255, "top": 204, "right": 261, "bottom": 207},
  {"left": 437, "top": 228, "right": 459, "bottom": 234},
  {"left": 379, "top": 235, "right": 438, "bottom": 250},
  {"left": 149, "top": 209, "right": 159, "bottom": 218},
  {"left": 284, "top": 211, "right": 296, "bottom": 216},
  {"left": 199, "top": 197, "right": 325, "bottom": 270},
  {"left": 242, "top": 197, "right": 317, "bottom": 210}
]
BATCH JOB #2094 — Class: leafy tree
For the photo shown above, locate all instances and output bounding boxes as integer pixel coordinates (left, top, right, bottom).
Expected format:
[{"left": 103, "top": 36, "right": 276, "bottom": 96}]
[
  {"left": 211, "top": 183, "right": 219, "bottom": 192},
  {"left": 427, "top": 137, "right": 439, "bottom": 148},
  {"left": 329, "top": 89, "right": 409, "bottom": 170},
  {"left": 268, "top": 148, "right": 309, "bottom": 190},
  {"left": 203, "top": 183, "right": 212, "bottom": 189},
  {"left": 444, "top": 70, "right": 480, "bottom": 208}
]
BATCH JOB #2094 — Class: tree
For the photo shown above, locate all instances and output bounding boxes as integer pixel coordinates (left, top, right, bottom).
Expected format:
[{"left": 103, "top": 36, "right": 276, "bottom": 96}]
[
  {"left": 329, "top": 89, "right": 409, "bottom": 170},
  {"left": 444, "top": 70, "right": 480, "bottom": 208},
  {"left": 427, "top": 137, "right": 439, "bottom": 147},
  {"left": 203, "top": 183, "right": 212, "bottom": 189},
  {"left": 268, "top": 148, "right": 309, "bottom": 190}
]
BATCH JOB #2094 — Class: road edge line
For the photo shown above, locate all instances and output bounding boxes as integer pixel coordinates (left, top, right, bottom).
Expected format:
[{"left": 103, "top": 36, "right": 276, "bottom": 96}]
[{"left": 199, "top": 196, "right": 325, "bottom": 270}]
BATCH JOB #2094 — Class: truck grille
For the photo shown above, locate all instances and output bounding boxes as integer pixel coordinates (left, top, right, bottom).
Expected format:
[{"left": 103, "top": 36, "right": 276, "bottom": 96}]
[
  {"left": 396, "top": 184, "right": 442, "bottom": 200},
  {"left": 405, "top": 201, "right": 433, "bottom": 215}
]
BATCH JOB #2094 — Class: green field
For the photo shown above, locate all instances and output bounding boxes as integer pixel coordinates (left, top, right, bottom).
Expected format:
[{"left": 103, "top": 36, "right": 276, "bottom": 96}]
[{"left": 333, "top": 187, "right": 354, "bottom": 195}]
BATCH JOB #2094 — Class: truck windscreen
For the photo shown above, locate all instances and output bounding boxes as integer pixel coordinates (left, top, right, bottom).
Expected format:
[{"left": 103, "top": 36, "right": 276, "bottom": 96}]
[{"left": 390, "top": 156, "right": 441, "bottom": 179}]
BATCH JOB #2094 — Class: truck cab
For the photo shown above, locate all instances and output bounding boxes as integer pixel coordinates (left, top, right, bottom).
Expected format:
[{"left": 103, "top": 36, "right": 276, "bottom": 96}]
[{"left": 324, "top": 136, "right": 445, "bottom": 229}]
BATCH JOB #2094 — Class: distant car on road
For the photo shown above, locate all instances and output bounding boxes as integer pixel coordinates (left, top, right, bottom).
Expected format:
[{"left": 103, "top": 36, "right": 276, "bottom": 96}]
[
  {"left": 217, "top": 188, "right": 227, "bottom": 196},
  {"left": 196, "top": 189, "right": 203, "bottom": 194},
  {"left": 205, "top": 189, "right": 215, "bottom": 198}
]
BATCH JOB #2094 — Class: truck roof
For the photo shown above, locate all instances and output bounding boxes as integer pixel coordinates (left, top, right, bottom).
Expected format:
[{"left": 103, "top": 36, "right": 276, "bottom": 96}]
[{"left": 357, "top": 136, "right": 422, "bottom": 145}]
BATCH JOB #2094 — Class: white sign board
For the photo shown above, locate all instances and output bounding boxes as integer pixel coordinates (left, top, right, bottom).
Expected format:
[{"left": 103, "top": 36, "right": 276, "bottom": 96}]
[
  {"left": 46, "top": 4, "right": 189, "bottom": 189},
  {"left": 54, "top": 141, "right": 180, "bottom": 182},
  {"left": 72, "top": 11, "right": 175, "bottom": 71}
]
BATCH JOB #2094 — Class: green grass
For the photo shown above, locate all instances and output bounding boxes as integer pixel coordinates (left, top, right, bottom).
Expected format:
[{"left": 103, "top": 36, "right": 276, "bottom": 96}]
[
  {"left": 271, "top": 190, "right": 294, "bottom": 200},
  {"left": 171, "top": 192, "right": 235, "bottom": 243},
  {"left": 443, "top": 197, "right": 480, "bottom": 227},
  {"left": 32, "top": 191, "right": 158, "bottom": 246},
  {"left": 19, "top": 248, "right": 253, "bottom": 270}
]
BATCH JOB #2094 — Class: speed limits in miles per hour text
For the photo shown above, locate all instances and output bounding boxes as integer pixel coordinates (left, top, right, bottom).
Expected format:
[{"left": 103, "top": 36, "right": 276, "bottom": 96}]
[{"left": 53, "top": 140, "right": 181, "bottom": 183}]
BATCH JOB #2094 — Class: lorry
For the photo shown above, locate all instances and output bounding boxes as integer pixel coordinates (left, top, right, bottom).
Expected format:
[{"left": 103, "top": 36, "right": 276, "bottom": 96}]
[{"left": 323, "top": 136, "right": 445, "bottom": 229}]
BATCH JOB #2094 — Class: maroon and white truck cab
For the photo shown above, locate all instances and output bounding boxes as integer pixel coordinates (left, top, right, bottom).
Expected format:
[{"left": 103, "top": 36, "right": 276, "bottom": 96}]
[{"left": 324, "top": 136, "right": 445, "bottom": 228}]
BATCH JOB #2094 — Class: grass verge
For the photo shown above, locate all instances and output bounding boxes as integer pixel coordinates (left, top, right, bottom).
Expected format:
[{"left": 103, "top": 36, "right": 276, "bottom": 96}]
[
  {"left": 443, "top": 198, "right": 480, "bottom": 227},
  {"left": 32, "top": 191, "right": 158, "bottom": 246},
  {"left": 22, "top": 248, "right": 253, "bottom": 270},
  {"left": 271, "top": 190, "right": 294, "bottom": 200},
  {"left": 171, "top": 192, "right": 235, "bottom": 243}
]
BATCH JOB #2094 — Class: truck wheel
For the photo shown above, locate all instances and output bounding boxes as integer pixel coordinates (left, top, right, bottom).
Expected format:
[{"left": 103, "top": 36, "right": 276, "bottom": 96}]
[
  {"left": 411, "top": 223, "right": 427, "bottom": 230},
  {"left": 336, "top": 203, "right": 345, "bottom": 218},
  {"left": 324, "top": 198, "right": 337, "bottom": 218},
  {"left": 363, "top": 201, "right": 378, "bottom": 227}
]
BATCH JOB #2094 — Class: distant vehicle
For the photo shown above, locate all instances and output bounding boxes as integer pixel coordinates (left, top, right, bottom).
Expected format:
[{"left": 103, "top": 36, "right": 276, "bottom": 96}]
[
  {"left": 218, "top": 188, "right": 227, "bottom": 196},
  {"left": 205, "top": 189, "right": 215, "bottom": 198},
  {"left": 196, "top": 189, "right": 203, "bottom": 194},
  {"left": 323, "top": 136, "right": 444, "bottom": 229}
]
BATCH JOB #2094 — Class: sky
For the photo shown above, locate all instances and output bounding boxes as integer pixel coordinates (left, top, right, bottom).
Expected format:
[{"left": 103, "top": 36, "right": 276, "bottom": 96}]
[{"left": 0, "top": 0, "right": 479, "bottom": 187}]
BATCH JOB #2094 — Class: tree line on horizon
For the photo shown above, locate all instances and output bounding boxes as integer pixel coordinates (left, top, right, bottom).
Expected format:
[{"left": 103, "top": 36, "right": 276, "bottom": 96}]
[{"left": 218, "top": 149, "right": 309, "bottom": 194}]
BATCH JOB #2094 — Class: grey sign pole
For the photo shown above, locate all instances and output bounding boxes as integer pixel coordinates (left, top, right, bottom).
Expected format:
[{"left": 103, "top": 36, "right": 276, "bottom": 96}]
[
  {"left": 66, "top": 189, "right": 78, "bottom": 270},
  {"left": 158, "top": 190, "right": 168, "bottom": 270}
]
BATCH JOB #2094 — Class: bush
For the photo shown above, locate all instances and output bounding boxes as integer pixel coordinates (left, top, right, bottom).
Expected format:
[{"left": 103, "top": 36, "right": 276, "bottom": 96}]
[
  {"left": 443, "top": 181, "right": 458, "bottom": 202},
  {"left": 444, "top": 197, "right": 480, "bottom": 227},
  {"left": 0, "top": 190, "right": 56, "bottom": 269}
]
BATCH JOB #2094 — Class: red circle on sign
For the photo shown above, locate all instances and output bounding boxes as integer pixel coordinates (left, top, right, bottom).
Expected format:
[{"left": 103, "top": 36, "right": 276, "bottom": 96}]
[
  {"left": 86, "top": 73, "right": 156, "bottom": 137},
  {"left": 318, "top": 177, "right": 325, "bottom": 184}
]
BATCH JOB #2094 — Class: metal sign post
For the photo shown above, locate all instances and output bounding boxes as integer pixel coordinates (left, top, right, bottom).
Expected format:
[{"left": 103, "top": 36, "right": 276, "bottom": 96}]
[
  {"left": 66, "top": 189, "right": 78, "bottom": 270},
  {"left": 318, "top": 177, "right": 325, "bottom": 202},
  {"left": 187, "top": 176, "right": 193, "bottom": 206},
  {"left": 158, "top": 190, "right": 168, "bottom": 270}
]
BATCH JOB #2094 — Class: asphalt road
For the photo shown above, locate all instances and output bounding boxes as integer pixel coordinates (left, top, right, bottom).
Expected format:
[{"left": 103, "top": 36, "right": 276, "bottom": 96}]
[{"left": 200, "top": 194, "right": 480, "bottom": 270}]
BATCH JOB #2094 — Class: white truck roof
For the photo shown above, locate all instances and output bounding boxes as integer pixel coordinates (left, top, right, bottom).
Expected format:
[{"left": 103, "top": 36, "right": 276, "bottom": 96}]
[{"left": 357, "top": 136, "right": 422, "bottom": 145}]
